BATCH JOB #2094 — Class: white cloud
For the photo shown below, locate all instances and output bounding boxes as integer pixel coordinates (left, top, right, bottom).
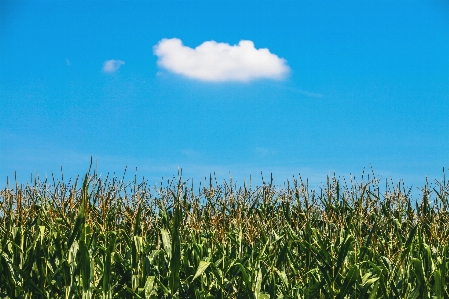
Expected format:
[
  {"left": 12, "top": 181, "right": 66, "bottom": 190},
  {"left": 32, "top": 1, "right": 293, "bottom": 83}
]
[
  {"left": 153, "top": 38, "right": 290, "bottom": 82},
  {"left": 102, "top": 59, "right": 125, "bottom": 73}
]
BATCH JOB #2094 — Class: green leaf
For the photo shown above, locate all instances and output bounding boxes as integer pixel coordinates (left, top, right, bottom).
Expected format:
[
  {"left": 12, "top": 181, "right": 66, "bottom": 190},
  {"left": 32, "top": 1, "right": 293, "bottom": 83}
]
[
  {"left": 359, "top": 272, "right": 379, "bottom": 298},
  {"left": 234, "top": 262, "right": 254, "bottom": 299},
  {"left": 102, "top": 231, "right": 117, "bottom": 298},
  {"left": 335, "top": 233, "right": 354, "bottom": 276},
  {"left": 433, "top": 270, "right": 443, "bottom": 299},
  {"left": 255, "top": 267, "right": 263, "bottom": 299},
  {"left": 160, "top": 229, "right": 171, "bottom": 259},
  {"left": 192, "top": 260, "right": 211, "bottom": 282},
  {"left": 275, "top": 268, "right": 289, "bottom": 288},
  {"left": 336, "top": 264, "right": 359, "bottom": 299},
  {"left": 368, "top": 280, "right": 379, "bottom": 299},
  {"left": 144, "top": 276, "right": 156, "bottom": 298},
  {"left": 401, "top": 224, "right": 418, "bottom": 262}
]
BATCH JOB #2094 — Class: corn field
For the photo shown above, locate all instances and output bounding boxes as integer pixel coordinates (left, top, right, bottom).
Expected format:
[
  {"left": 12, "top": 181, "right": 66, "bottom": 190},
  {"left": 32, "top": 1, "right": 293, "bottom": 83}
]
[{"left": 1, "top": 165, "right": 449, "bottom": 298}]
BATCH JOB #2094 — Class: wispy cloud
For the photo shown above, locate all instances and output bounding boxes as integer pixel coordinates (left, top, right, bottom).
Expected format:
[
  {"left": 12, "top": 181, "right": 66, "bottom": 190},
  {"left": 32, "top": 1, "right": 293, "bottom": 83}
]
[
  {"left": 285, "top": 87, "right": 324, "bottom": 98},
  {"left": 102, "top": 59, "right": 125, "bottom": 73},
  {"left": 153, "top": 38, "right": 290, "bottom": 82},
  {"left": 272, "top": 84, "right": 324, "bottom": 98}
]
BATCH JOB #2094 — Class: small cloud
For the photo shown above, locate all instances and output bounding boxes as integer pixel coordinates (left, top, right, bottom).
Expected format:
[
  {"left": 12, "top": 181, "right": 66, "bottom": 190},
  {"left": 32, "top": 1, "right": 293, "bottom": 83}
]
[
  {"left": 102, "top": 59, "right": 125, "bottom": 73},
  {"left": 153, "top": 38, "right": 290, "bottom": 82},
  {"left": 66, "top": 59, "right": 71, "bottom": 66}
]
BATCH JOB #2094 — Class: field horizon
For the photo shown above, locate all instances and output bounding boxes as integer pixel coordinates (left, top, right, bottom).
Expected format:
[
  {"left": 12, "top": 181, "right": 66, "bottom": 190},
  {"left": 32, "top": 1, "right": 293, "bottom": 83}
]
[{"left": 1, "top": 161, "right": 448, "bottom": 297}]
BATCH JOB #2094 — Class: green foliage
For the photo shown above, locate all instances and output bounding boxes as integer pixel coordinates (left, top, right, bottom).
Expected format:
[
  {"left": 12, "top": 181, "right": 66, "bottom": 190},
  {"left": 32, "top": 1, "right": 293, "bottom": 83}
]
[{"left": 1, "top": 166, "right": 449, "bottom": 298}]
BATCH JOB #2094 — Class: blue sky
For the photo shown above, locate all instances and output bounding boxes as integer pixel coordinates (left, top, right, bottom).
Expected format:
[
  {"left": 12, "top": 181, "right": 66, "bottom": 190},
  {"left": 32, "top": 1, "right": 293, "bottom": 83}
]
[{"left": 1, "top": 1, "right": 448, "bottom": 194}]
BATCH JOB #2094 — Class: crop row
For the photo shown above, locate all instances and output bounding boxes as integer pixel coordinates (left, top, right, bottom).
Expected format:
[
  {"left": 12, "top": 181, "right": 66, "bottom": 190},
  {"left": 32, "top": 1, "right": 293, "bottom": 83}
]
[{"left": 1, "top": 166, "right": 448, "bottom": 298}]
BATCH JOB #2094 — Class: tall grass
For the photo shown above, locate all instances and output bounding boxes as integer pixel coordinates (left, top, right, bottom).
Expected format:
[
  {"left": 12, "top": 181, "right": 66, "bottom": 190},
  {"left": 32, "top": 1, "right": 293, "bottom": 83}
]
[{"left": 1, "top": 165, "right": 448, "bottom": 298}]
